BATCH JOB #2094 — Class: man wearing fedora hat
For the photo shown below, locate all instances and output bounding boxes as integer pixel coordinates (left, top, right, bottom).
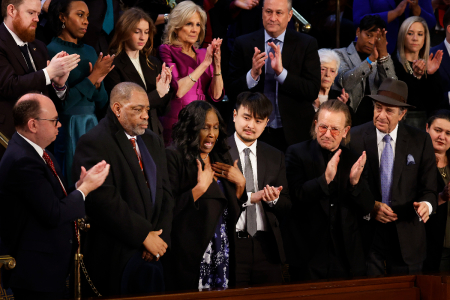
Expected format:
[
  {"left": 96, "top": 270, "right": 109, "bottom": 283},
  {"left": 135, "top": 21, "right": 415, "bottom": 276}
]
[{"left": 349, "top": 78, "right": 437, "bottom": 275}]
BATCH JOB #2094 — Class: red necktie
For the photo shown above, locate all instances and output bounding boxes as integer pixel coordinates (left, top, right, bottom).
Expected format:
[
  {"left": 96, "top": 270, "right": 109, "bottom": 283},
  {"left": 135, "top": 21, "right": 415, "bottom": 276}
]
[
  {"left": 130, "top": 138, "right": 149, "bottom": 187},
  {"left": 42, "top": 151, "right": 79, "bottom": 246}
]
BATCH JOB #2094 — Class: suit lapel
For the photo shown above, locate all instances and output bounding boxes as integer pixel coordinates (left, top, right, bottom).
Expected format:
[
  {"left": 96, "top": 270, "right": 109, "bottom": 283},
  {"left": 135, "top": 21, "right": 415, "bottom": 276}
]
[
  {"left": 392, "top": 124, "right": 408, "bottom": 195},
  {"left": 439, "top": 42, "right": 450, "bottom": 82},
  {"left": 281, "top": 30, "right": 298, "bottom": 77},
  {"left": 256, "top": 142, "right": 266, "bottom": 191},
  {"left": 227, "top": 136, "right": 242, "bottom": 172},
  {"left": 0, "top": 24, "right": 29, "bottom": 73},
  {"left": 120, "top": 53, "right": 148, "bottom": 90},
  {"left": 364, "top": 123, "right": 381, "bottom": 194}
]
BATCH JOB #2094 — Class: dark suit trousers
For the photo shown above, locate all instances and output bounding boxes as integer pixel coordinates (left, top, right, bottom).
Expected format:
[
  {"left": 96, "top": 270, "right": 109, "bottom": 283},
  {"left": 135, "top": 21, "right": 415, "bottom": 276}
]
[
  {"left": 367, "top": 222, "right": 423, "bottom": 276},
  {"left": 235, "top": 231, "right": 282, "bottom": 287}
]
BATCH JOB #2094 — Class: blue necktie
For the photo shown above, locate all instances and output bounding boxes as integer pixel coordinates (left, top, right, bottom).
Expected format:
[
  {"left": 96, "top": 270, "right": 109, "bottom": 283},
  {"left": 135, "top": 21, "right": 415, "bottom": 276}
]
[
  {"left": 102, "top": 0, "right": 114, "bottom": 35},
  {"left": 380, "top": 135, "right": 394, "bottom": 205},
  {"left": 264, "top": 38, "right": 282, "bottom": 128}
]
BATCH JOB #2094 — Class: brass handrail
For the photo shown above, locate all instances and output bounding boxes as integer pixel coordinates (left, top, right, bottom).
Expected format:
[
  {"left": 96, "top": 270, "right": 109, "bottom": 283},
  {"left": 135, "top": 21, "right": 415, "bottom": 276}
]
[
  {"left": 0, "top": 255, "right": 16, "bottom": 270},
  {"left": 0, "top": 131, "right": 8, "bottom": 149},
  {"left": 292, "top": 8, "right": 311, "bottom": 33}
]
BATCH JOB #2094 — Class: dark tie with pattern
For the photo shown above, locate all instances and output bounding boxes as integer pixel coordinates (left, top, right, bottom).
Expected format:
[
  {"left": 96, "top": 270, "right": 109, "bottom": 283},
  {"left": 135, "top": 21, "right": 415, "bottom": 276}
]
[
  {"left": 380, "top": 135, "right": 394, "bottom": 205},
  {"left": 19, "top": 44, "right": 34, "bottom": 74},
  {"left": 244, "top": 148, "right": 257, "bottom": 236},
  {"left": 130, "top": 138, "right": 149, "bottom": 188}
]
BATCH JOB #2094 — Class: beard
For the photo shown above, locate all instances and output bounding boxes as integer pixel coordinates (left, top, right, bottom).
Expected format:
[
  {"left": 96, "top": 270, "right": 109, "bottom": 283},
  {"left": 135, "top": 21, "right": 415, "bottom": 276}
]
[
  {"left": 121, "top": 113, "right": 148, "bottom": 136},
  {"left": 12, "top": 14, "right": 37, "bottom": 43}
]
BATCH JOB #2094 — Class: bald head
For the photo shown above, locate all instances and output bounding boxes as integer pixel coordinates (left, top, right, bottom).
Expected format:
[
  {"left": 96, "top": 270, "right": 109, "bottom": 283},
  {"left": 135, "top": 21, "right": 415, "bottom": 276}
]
[{"left": 110, "top": 82, "right": 147, "bottom": 106}]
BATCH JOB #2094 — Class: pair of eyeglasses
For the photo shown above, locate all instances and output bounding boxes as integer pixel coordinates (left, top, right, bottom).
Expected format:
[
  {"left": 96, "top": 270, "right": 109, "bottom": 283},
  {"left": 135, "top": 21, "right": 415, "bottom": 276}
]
[
  {"left": 35, "top": 117, "right": 59, "bottom": 127},
  {"left": 317, "top": 124, "right": 341, "bottom": 137}
]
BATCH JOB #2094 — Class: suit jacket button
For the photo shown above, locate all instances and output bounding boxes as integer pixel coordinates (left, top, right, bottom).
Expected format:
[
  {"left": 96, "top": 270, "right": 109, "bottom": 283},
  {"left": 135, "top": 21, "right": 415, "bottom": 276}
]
[{"left": 362, "top": 72, "right": 365, "bottom": 76}]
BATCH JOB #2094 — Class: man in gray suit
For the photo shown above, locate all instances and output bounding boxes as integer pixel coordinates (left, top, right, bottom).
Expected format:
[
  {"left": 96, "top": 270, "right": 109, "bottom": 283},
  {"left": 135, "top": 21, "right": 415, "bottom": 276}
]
[{"left": 334, "top": 15, "right": 396, "bottom": 126}]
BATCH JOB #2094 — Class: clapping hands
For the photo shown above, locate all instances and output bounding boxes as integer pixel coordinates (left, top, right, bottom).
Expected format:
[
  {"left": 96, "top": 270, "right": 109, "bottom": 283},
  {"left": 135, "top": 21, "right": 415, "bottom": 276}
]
[{"left": 156, "top": 62, "right": 173, "bottom": 97}]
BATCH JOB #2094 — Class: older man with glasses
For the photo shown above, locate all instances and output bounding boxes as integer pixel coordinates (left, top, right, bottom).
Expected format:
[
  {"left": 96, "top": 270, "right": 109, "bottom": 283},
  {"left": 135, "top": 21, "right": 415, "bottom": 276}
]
[{"left": 283, "top": 99, "right": 375, "bottom": 281}]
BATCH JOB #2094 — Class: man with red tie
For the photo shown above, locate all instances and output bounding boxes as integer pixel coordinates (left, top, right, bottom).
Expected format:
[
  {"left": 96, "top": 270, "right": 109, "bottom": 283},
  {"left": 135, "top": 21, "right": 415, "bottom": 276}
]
[{"left": 0, "top": 93, "right": 110, "bottom": 299}]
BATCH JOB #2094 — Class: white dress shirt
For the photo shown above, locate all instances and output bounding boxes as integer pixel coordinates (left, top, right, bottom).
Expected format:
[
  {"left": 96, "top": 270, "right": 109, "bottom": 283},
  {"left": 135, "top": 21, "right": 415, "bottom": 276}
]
[
  {"left": 375, "top": 125, "right": 432, "bottom": 214},
  {"left": 125, "top": 132, "right": 141, "bottom": 157},
  {"left": 234, "top": 133, "right": 278, "bottom": 232},
  {"left": 4, "top": 22, "right": 66, "bottom": 98},
  {"left": 18, "top": 132, "right": 85, "bottom": 200}
]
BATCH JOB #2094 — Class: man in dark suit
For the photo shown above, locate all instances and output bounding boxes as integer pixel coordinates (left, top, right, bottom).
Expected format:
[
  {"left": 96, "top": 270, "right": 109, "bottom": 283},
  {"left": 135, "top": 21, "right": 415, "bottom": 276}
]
[
  {"left": 226, "top": 92, "right": 290, "bottom": 286},
  {"left": 228, "top": 0, "right": 321, "bottom": 152},
  {"left": 349, "top": 78, "right": 437, "bottom": 275},
  {"left": 285, "top": 100, "right": 374, "bottom": 280},
  {"left": 431, "top": 8, "right": 450, "bottom": 109},
  {"left": 72, "top": 82, "right": 174, "bottom": 296},
  {"left": 0, "top": 93, "right": 109, "bottom": 300},
  {"left": 0, "top": 0, "right": 80, "bottom": 159}
]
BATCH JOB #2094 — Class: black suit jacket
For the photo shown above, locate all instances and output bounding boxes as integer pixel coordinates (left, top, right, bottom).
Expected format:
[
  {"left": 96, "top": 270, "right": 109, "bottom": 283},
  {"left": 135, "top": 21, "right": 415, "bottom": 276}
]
[
  {"left": 0, "top": 133, "right": 84, "bottom": 293},
  {"left": 227, "top": 135, "right": 291, "bottom": 263},
  {"left": 228, "top": 29, "right": 321, "bottom": 145},
  {"left": 104, "top": 52, "right": 172, "bottom": 139},
  {"left": 0, "top": 23, "right": 53, "bottom": 159},
  {"left": 164, "top": 147, "right": 245, "bottom": 291},
  {"left": 285, "top": 140, "right": 375, "bottom": 276},
  {"left": 431, "top": 41, "right": 450, "bottom": 108},
  {"left": 72, "top": 108, "right": 174, "bottom": 296},
  {"left": 349, "top": 122, "right": 438, "bottom": 265}
]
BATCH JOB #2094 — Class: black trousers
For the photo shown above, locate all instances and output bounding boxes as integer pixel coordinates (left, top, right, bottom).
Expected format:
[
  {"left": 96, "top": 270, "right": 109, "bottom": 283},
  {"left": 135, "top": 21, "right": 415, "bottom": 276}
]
[{"left": 235, "top": 231, "right": 282, "bottom": 287}]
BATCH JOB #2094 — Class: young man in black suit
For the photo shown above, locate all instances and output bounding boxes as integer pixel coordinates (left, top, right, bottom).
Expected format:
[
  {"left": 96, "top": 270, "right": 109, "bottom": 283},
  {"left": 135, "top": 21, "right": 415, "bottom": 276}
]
[
  {"left": 72, "top": 82, "right": 174, "bottom": 296},
  {"left": 0, "top": 93, "right": 109, "bottom": 300},
  {"left": 227, "top": 91, "right": 291, "bottom": 286},
  {"left": 228, "top": 0, "right": 321, "bottom": 152},
  {"left": 0, "top": 0, "right": 80, "bottom": 159},
  {"left": 349, "top": 78, "right": 438, "bottom": 275},
  {"left": 285, "top": 100, "right": 374, "bottom": 281}
]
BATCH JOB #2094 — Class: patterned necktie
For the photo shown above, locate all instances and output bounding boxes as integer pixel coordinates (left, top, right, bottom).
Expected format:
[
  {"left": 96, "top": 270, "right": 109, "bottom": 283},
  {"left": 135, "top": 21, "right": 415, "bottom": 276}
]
[
  {"left": 380, "top": 135, "right": 394, "bottom": 205},
  {"left": 244, "top": 148, "right": 257, "bottom": 236},
  {"left": 130, "top": 138, "right": 148, "bottom": 187},
  {"left": 264, "top": 38, "right": 281, "bottom": 128},
  {"left": 19, "top": 44, "right": 34, "bottom": 74}
]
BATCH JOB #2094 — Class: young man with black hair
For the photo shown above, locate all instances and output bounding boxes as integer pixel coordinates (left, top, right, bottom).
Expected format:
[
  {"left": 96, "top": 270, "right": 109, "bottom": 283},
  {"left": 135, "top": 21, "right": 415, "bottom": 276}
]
[
  {"left": 227, "top": 91, "right": 291, "bottom": 287},
  {"left": 335, "top": 15, "right": 397, "bottom": 126}
]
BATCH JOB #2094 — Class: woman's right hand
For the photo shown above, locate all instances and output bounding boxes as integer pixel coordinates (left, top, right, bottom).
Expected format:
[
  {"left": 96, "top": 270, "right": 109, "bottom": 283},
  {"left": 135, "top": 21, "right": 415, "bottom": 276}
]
[
  {"left": 202, "top": 43, "right": 215, "bottom": 67},
  {"left": 193, "top": 159, "right": 214, "bottom": 200},
  {"left": 88, "top": 52, "right": 115, "bottom": 86},
  {"left": 156, "top": 62, "right": 173, "bottom": 97}
]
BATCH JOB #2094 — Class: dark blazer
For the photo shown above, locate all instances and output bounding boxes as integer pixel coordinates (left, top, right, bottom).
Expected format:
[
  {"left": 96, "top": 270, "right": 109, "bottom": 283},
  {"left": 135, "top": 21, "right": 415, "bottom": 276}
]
[
  {"left": 227, "top": 135, "right": 291, "bottom": 263},
  {"left": 228, "top": 29, "right": 321, "bottom": 145},
  {"left": 0, "top": 23, "right": 52, "bottom": 159},
  {"left": 164, "top": 147, "right": 245, "bottom": 291},
  {"left": 104, "top": 52, "right": 172, "bottom": 139},
  {"left": 431, "top": 42, "right": 450, "bottom": 108},
  {"left": 349, "top": 121, "right": 438, "bottom": 265},
  {"left": 0, "top": 133, "right": 84, "bottom": 293},
  {"left": 72, "top": 108, "right": 174, "bottom": 296},
  {"left": 285, "top": 140, "right": 375, "bottom": 276}
]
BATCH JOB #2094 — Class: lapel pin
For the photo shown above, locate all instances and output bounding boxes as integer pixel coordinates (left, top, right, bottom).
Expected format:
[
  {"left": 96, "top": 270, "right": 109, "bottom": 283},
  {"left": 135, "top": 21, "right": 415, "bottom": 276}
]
[{"left": 33, "top": 48, "right": 36, "bottom": 51}]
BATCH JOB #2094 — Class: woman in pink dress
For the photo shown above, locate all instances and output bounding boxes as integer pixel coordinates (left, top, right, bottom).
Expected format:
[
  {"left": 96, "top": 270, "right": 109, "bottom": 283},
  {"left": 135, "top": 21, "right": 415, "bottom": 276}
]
[{"left": 159, "top": 1, "right": 224, "bottom": 145}]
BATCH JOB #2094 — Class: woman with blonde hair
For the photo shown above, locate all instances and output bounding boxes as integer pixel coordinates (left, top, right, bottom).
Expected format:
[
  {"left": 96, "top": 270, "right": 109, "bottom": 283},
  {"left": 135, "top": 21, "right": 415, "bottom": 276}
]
[
  {"left": 159, "top": 1, "right": 224, "bottom": 146},
  {"left": 105, "top": 8, "right": 173, "bottom": 139},
  {"left": 393, "top": 16, "right": 445, "bottom": 130}
]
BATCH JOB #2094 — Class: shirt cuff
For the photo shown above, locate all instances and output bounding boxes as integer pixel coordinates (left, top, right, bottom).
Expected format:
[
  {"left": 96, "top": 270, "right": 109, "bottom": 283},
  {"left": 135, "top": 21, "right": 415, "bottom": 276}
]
[
  {"left": 43, "top": 68, "right": 51, "bottom": 85},
  {"left": 363, "top": 213, "right": 371, "bottom": 221},
  {"left": 274, "top": 68, "right": 287, "bottom": 84},
  {"left": 55, "top": 88, "right": 67, "bottom": 99},
  {"left": 242, "top": 192, "right": 254, "bottom": 207},
  {"left": 246, "top": 70, "right": 259, "bottom": 89},
  {"left": 76, "top": 188, "right": 86, "bottom": 201},
  {"left": 267, "top": 197, "right": 279, "bottom": 206},
  {"left": 424, "top": 201, "right": 433, "bottom": 215}
]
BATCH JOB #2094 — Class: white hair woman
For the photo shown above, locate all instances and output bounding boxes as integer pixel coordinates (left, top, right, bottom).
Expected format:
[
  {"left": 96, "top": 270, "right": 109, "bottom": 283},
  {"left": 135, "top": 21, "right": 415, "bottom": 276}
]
[
  {"left": 159, "top": 1, "right": 224, "bottom": 146},
  {"left": 393, "top": 16, "right": 444, "bottom": 130},
  {"left": 313, "top": 48, "right": 349, "bottom": 112}
]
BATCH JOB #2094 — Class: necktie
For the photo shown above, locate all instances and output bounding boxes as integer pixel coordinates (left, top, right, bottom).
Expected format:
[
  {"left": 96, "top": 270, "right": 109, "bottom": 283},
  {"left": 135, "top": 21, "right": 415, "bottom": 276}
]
[
  {"left": 102, "top": 0, "right": 114, "bottom": 35},
  {"left": 380, "top": 135, "right": 394, "bottom": 205},
  {"left": 244, "top": 148, "right": 257, "bottom": 236},
  {"left": 19, "top": 44, "right": 34, "bottom": 74},
  {"left": 264, "top": 38, "right": 281, "bottom": 128},
  {"left": 130, "top": 138, "right": 148, "bottom": 187},
  {"left": 42, "top": 151, "right": 80, "bottom": 246}
]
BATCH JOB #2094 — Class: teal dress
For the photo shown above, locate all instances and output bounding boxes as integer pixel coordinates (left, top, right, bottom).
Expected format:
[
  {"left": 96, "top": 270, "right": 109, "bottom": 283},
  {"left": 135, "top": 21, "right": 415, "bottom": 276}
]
[{"left": 47, "top": 37, "right": 108, "bottom": 185}]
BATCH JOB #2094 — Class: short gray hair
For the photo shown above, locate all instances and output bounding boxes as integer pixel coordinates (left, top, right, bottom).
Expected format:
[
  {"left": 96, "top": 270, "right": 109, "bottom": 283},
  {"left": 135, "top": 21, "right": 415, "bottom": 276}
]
[
  {"left": 263, "top": 0, "right": 292, "bottom": 11},
  {"left": 318, "top": 48, "right": 340, "bottom": 71},
  {"left": 110, "top": 82, "right": 146, "bottom": 106}
]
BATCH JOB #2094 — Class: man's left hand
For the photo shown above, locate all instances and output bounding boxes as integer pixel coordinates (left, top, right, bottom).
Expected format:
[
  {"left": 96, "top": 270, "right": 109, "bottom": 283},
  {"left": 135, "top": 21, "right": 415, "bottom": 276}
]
[
  {"left": 349, "top": 151, "right": 366, "bottom": 186},
  {"left": 268, "top": 41, "right": 283, "bottom": 76},
  {"left": 262, "top": 185, "right": 282, "bottom": 202},
  {"left": 413, "top": 202, "right": 430, "bottom": 223}
]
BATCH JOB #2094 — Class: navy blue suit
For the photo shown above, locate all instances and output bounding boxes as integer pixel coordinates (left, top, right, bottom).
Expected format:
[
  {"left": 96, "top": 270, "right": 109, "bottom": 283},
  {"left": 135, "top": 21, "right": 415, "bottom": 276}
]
[
  {"left": 431, "top": 41, "right": 450, "bottom": 108},
  {"left": 0, "top": 132, "right": 84, "bottom": 295}
]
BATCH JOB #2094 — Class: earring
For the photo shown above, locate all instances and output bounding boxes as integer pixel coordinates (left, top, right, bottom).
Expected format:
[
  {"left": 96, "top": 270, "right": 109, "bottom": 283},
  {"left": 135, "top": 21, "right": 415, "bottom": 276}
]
[
  {"left": 117, "top": 114, "right": 120, "bottom": 118},
  {"left": 62, "top": 23, "right": 65, "bottom": 29}
]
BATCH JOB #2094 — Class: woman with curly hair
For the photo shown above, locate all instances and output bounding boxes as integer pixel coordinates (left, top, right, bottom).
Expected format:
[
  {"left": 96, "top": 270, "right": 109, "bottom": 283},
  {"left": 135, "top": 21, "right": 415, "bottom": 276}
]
[{"left": 164, "top": 101, "right": 246, "bottom": 291}]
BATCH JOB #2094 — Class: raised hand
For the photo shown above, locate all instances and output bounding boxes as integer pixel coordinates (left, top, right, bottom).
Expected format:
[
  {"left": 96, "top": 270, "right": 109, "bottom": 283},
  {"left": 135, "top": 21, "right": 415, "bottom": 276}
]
[
  {"left": 413, "top": 202, "right": 430, "bottom": 223},
  {"left": 88, "top": 52, "right": 115, "bottom": 87},
  {"left": 375, "top": 28, "right": 389, "bottom": 58},
  {"left": 395, "top": 0, "right": 408, "bottom": 17},
  {"left": 212, "top": 160, "right": 246, "bottom": 198},
  {"left": 76, "top": 160, "right": 110, "bottom": 196},
  {"left": 427, "top": 50, "right": 443, "bottom": 75},
  {"left": 262, "top": 185, "right": 283, "bottom": 202},
  {"left": 234, "top": 0, "right": 259, "bottom": 10},
  {"left": 156, "top": 62, "right": 173, "bottom": 97},
  {"left": 48, "top": 51, "right": 81, "bottom": 87},
  {"left": 325, "top": 149, "right": 341, "bottom": 184},
  {"left": 337, "top": 88, "right": 349, "bottom": 104},
  {"left": 202, "top": 43, "right": 214, "bottom": 67},
  {"left": 407, "top": 0, "right": 421, "bottom": 16},
  {"left": 372, "top": 201, "right": 398, "bottom": 223},
  {"left": 212, "top": 38, "right": 222, "bottom": 72},
  {"left": 251, "top": 47, "right": 267, "bottom": 80},
  {"left": 349, "top": 151, "right": 366, "bottom": 186},
  {"left": 268, "top": 41, "right": 283, "bottom": 75}
]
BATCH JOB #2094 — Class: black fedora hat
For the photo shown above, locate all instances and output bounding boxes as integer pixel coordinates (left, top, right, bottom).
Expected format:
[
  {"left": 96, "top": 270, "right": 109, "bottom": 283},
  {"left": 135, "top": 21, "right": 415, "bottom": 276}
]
[{"left": 368, "top": 78, "right": 415, "bottom": 108}]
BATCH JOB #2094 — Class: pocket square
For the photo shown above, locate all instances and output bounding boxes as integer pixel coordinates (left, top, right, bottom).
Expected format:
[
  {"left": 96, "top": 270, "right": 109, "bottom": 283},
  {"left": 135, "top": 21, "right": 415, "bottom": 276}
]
[{"left": 407, "top": 154, "right": 415, "bottom": 165}]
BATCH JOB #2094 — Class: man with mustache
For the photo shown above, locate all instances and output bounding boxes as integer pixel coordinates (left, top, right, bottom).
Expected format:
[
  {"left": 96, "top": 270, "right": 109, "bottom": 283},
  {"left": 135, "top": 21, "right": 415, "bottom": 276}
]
[
  {"left": 226, "top": 92, "right": 291, "bottom": 286},
  {"left": 285, "top": 99, "right": 374, "bottom": 280},
  {"left": 72, "top": 82, "right": 174, "bottom": 296},
  {"left": 0, "top": 0, "right": 80, "bottom": 160}
]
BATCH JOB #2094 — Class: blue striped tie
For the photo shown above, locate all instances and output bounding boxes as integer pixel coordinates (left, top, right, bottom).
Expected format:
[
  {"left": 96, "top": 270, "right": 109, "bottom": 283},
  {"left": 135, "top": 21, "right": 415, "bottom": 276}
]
[{"left": 380, "top": 134, "right": 394, "bottom": 205}]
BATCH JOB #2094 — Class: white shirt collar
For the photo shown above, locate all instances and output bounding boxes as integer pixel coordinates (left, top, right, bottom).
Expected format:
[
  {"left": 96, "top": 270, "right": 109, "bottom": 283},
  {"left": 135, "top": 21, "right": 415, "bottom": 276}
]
[
  {"left": 376, "top": 123, "right": 399, "bottom": 146},
  {"left": 444, "top": 38, "right": 450, "bottom": 58},
  {"left": 124, "top": 132, "right": 136, "bottom": 140},
  {"left": 17, "top": 132, "right": 44, "bottom": 158},
  {"left": 234, "top": 132, "right": 257, "bottom": 156},
  {"left": 264, "top": 29, "right": 286, "bottom": 44},
  {"left": 3, "top": 22, "right": 27, "bottom": 46}
]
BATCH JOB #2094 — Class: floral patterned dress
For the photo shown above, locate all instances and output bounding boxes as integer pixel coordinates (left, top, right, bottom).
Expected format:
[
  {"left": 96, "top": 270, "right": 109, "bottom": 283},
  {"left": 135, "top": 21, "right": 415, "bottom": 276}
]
[{"left": 198, "top": 179, "right": 230, "bottom": 290}]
